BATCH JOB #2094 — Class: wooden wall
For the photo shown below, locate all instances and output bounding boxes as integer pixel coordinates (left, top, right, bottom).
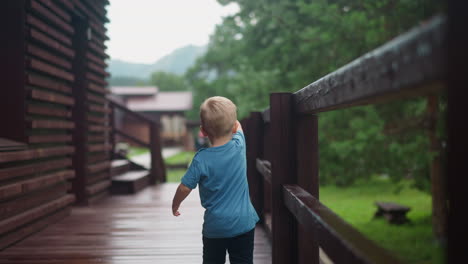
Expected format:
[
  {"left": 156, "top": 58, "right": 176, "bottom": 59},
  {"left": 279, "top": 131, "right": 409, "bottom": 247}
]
[{"left": 0, "top": 0, "right": 110, "bottom": 249}]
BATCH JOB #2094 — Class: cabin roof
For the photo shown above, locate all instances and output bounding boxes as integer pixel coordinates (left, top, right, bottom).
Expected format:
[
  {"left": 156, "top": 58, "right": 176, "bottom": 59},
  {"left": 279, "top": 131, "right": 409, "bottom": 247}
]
[
  {"left": 110, "top": 86, "right": 159, "bottom": 96},
  {"left": 126, "top": 91, "right": 193, "bottom": 112}
]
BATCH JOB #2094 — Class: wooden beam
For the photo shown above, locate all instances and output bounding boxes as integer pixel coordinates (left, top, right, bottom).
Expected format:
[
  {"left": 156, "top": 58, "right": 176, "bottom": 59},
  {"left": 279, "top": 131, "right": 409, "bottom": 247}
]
[
  {"left": 270, "top": 93, "right": 297, "bottom": 264},
  {"left": 294, "top": 16, "right": 447, "bottom": 114},
  {"left": 283, "top": 185, "right": 402, "bottom": 264},
  {"left": 295, "top": 114, "right": 319, "bottom": 264},
  {"left": 0, "top": 0, "right": 27, "bottom": 143},
  {"left": 246, "top": 112, "right": 264, "bottom": 221},
  {"left": 447, "top": 0, "right": 468, "bottom": 263}
]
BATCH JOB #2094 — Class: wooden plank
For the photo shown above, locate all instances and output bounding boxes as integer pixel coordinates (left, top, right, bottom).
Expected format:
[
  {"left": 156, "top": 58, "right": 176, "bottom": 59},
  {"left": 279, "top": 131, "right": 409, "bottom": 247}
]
[
  {"left": 28, "top": 120, "right": 74, "bottom": 129},
  {"left": 0, "top": 184, "right": 271, "bottom": 263},
  {"left": 26, "top": 14, "right": 71, "bottom": 46},
  {"left": 0, "top": 170, "right": 74, "bottom": 202},
  {"left": 71, "top": 15, "right": 90, "bottom": 206},
  {"left": 30, "top": 89, "right": 74, "bottom": 106},
  {"left": 28, "top": 58, "right": 74, "bottom": 82},
  {"left": 86, "top": 180, "right": 111, "bottom": 196},
  {"left": 447, "top": 1, "right": 467, "bottom": 263},
  {"left": 0, "top": 0, "right": 27, "bottom": 143},
  {"left": 27, "top": 44, "right": 71, "bottom": 70},
  {"left": 0, "top": 207, "right": 70, "bottom": 250},
  {"left": 150, "top": 122, "right": 166, "bottom": 183},
  {"left": 294, "top": 16, "right": 446, "bottom": 114},
  {"left": 295, "top": 114, "right": 319, "bottom": 264},
  {"left": 87, "top": 144, "right": 111, "bottom": 153},
  {"left": 88, "top": 103, "right": 110, "bottom": 114},
  {"left": 87, "top": 83, "right": 108, "bottom": 95},
  {"left": 86, "top": 114, "right": 106, "bottom": 124},
  {"left": 86, "top": 52, "right": 107, "bottom": 68},
  {"left": 0, "top": 183, "right": 67, "bottom": 221},
  {"left": 87, "top": 153, "right": 110, "bottom": 164},
  {"left": 87, "top": 61, "right": 109, "bottom": 77},
  {"left": 27, "top": 104, "right": 71, "bottom": 118},
  {"left": 29, "top": 0, "right": 74, "bottom": 34},
  {"left": 0, "top": 146, "right": 74, "bottom": 163},
  {"left": 87, "top": 134, "right": 107, "bottom": 143},
  {"left": 246, "top": 112, "right": 264, "bottom": 221},
  {"left": 27, "top": 74, "right": 72, "bottom": 94},
  {"left": 114, "top": 129, "right": 149, "bottom": 147},
  {"left": 0, "top": 158, "right": 71, "bottom": 182},
  {"left": 0, "top": 139, "right": 26, "bottom": 152},
  {"left": 86, "top": 161, "right": 111, "bottom": 174},
  {"left": 89, "top": 125, "right": 110, "bottom": 133},
  {"left": 87, "top": 171, "right": 110, "bottom": 185},
  {"left": 88, "top": 41, "right": 108, "bottom": 59},
  {"left": 270, "top": 93, "right": 297, "bottom": 264},
  {"left": 256, "top": 159, "right": 271, "bottom": 184},
  {"left": 0, "top": 194, "right": 74, "bottom": 235},
  {"left": 85, "top": 72, "right": 108, "bottom": 86},
  {"left": 36, "top": 0, "right": 71, "bottom": 22},
  {"left": 28, "top": 134, "right": 72, "bottom": 144},
  {"left": 29, "top": 28, "right": 74, "bottom": 58},
  {"left": 283, "top": 185, "right": 402, "bottom": 264},
  {"left": 86, "top": 92, "right": 107, "bottom": 104}
]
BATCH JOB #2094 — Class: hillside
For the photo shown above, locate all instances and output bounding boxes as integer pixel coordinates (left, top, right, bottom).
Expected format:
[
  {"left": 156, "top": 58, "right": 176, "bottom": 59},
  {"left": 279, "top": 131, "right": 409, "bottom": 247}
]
[{"left": 108, "top": 45, "right": 206, "bottom": 80}]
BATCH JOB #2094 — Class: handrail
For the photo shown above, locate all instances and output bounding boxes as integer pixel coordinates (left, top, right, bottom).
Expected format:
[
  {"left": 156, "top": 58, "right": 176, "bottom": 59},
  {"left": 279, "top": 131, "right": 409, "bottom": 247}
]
[
  {"left": 114, "top": 129, "right": 149, "bottom": 147},
  {"left": 293, "top": 16, "right": 446, "bottom": 114},
  {"left": 256, "top": 158, "right": 271, "bottom": 184},
  {"left": 107, "top": 96, "right": 158, "bottom": 125},
  {"left": 283, "top": 185, "right": 402, "bottom": 264}
]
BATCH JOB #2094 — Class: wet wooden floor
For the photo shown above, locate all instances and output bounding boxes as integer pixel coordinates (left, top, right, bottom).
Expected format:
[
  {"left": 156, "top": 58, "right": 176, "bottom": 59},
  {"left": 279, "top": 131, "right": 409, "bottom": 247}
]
[{"left": 0, "top": 183, "right": 272, "bottom": 264}]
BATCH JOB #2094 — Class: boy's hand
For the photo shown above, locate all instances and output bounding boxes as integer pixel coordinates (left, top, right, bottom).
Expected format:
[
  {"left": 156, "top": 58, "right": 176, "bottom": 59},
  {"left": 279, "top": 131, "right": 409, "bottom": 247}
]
[
  {"left": 172, "top": 206, "right": 181, "bottom": 216},
  {"left": 235, "top": 120, "right": 243, "bottom": 133}
]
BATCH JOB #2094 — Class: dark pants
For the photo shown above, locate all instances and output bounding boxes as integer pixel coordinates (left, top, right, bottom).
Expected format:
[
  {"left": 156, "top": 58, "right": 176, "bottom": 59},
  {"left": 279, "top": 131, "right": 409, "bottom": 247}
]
[{"left": 202, "top": 228, "right": 255, "bottom": 264}]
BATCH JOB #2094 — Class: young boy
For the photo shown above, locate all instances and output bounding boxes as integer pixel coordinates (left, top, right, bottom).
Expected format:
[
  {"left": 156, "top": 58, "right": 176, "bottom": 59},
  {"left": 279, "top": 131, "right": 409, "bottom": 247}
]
[{"left": 172, "top": 96, "right": 259, "bottom": 264}]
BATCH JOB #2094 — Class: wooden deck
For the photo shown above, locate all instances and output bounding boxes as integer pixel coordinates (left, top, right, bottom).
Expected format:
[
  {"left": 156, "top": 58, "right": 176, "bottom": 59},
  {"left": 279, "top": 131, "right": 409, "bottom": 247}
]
[{"left": 0, "top": 183, "right": 272, "bottom": 264}]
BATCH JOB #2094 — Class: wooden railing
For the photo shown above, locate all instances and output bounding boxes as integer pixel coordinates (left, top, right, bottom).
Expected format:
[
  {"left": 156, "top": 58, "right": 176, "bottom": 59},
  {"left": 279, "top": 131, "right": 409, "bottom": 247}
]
[
  {"left": 107, "top": 98, "right": 166, "bottom": 184},
  {"left": 241, "top": 15, "right": 451, "bottom": 264}
]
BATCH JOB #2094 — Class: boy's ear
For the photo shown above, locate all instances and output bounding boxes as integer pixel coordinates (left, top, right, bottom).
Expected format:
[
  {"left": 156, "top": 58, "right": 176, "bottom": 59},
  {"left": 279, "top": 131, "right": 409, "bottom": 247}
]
[
  {"left": 231, "top": 122, "right": 237, "bottom": 133},
  {"left": 200, "top": 126, "right": 208, "bottom": 137}
]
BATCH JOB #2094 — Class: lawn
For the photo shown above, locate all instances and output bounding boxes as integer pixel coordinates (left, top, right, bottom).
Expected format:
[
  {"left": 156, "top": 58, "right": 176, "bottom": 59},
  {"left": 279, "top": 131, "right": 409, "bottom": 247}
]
[
  {"left": 320, "top": 177, "right": 445, "bottom": 264},
  {"left": 165, "top": 151, "right": 195, "bottom": 182},
  {"left": 126, "top": 146, "right": 149, "bottom": 158}
]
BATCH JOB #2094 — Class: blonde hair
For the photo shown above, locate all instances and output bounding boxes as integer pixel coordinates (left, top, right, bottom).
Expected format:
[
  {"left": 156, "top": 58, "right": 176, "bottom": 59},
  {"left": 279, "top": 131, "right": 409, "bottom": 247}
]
[{"left": 200, "top": 96, "right": 237, "bottom": 138}]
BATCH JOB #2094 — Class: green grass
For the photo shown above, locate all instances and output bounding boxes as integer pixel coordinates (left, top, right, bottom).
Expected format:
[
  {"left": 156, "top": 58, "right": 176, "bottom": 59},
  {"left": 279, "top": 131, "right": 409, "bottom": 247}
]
[
  {"left": 320, "top": 177, "right": 445, "bottom": 264},
  {"left": 167, "top": 169, "right": 187, "bottom": 182},
  {"left": 165, "top": 151, "right": 196, "bottom": 165},
  {"left": 126, "top": 147, "right": 149, "bottom": 158},
  {"left": 165, "top": 151, "right": 196, "bottom": 183}
]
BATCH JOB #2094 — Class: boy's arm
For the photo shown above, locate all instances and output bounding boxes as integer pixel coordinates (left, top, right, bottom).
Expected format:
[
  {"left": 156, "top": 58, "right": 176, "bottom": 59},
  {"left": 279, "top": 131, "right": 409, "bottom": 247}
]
[
  {"left": 235, "top": 120, "right": 243, "bottom": 133},
  {"left": 172, "top": 183, "right": 192, "bottom": 216}
]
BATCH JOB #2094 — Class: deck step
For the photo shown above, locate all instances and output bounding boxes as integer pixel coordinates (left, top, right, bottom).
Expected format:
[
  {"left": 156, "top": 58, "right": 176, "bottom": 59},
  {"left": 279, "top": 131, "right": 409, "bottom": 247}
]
[
  {"left": 110, "top": 159, "right": 130, "bottom": 177},
  {"left": 111, "top": 170, "right": 149, "bottom": 194}
]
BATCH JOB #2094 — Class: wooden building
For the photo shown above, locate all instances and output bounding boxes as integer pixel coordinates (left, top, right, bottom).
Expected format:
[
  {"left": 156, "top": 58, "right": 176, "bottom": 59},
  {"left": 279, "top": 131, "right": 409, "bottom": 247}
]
[
  {"left": 110, "top": 86, "right": 193, "bottom": 147},
  {"left": 0, "top": 0, "right": 116, "bottom": 249}
]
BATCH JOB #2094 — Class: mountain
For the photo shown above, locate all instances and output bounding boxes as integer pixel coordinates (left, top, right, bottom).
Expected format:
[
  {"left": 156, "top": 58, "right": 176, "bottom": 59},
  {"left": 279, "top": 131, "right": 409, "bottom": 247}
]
[{"left": 108, "top": 45, "right": 207, "bottom": 80}]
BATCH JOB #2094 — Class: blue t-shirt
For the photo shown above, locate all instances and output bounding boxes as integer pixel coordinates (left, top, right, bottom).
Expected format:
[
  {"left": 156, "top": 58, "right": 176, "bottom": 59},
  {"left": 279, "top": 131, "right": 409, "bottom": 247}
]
[{"left": 181, "top": 131, "right": 259, "bottom": 238}]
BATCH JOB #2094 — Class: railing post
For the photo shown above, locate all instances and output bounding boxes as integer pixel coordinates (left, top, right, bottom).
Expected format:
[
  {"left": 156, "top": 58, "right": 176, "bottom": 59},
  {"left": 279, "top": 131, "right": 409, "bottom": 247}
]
[
  {"left": 447, "top": 1, "right": 467, "bottom": 263},
  {"left": 150, "top": 122, "right": 165, "bottom": 184},
  {"left": 295, "top": 114, "right": 319, "bottom": 264},
  {"left": 246, "top": 112, "right": 264, "bottom": 222},
  {"left": 71, "top": 16, "right": 89, "bottom": 205},
  {"left": 270, "top": 93, "right": 297, "bottom": 264},
  {"left": 109, "top": 104, "right": 116, "bottom": 160}
]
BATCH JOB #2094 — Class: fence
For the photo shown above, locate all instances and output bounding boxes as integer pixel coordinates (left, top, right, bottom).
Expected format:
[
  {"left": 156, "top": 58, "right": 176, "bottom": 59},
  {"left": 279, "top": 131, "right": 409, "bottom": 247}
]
[
  {"left": 241, "top": 15, "right": 449, "bottom": 264},
  {"left": 107, "top": 98, "right": 166, "bottom": 184}
]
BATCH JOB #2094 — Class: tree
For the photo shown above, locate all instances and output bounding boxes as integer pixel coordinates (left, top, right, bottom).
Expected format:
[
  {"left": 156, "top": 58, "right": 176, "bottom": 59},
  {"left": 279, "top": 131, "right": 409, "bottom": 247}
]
[{"left": 150, "top": 71, "right": 188, "bottom": 91}]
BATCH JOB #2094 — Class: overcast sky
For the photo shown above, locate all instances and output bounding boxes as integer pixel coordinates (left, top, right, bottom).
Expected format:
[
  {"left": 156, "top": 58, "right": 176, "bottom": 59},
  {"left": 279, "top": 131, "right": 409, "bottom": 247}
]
[{"left": 106, "top": 0, "right": 238, "bottom": 64}]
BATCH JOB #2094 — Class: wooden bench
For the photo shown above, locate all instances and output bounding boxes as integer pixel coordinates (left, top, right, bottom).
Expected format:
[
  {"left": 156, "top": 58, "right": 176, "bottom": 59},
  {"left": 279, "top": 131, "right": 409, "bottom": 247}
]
[{"left": 374, "top": 201, "right": 411, "bottom": 224}]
